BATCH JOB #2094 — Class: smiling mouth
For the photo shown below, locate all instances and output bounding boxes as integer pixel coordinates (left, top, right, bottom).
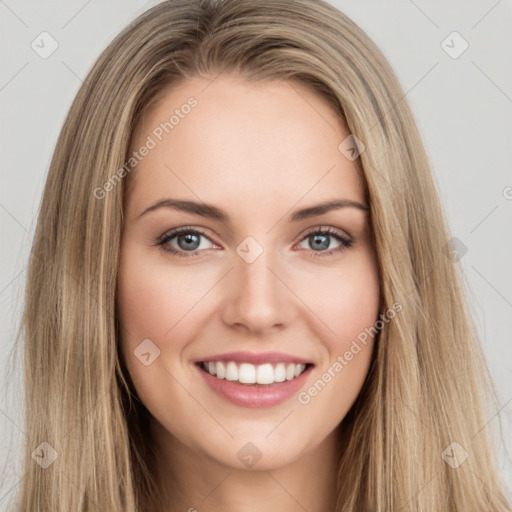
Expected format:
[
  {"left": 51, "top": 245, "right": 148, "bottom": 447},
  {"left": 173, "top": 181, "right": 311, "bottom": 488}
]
[{"left": 198, "top": 361, "right": 313, "bottom": 385}]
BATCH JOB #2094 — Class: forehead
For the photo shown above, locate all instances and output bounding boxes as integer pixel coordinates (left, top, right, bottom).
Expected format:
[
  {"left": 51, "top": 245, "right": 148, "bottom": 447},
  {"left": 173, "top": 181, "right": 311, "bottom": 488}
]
[{"left": 126, "top": 74, "right": 365, "bottom": 219}]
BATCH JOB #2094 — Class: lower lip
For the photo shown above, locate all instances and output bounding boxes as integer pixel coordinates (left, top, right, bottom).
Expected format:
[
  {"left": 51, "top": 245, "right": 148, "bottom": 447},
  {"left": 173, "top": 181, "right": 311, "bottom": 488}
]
[{"left": 196, "top": 364, "right": 313, "bottom": 408}]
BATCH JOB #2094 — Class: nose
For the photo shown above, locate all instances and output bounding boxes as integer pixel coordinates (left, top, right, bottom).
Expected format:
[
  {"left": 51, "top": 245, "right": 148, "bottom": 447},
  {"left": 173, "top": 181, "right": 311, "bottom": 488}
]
[{"left": 220, "top": 250, "right": 296, "bottom": 335}]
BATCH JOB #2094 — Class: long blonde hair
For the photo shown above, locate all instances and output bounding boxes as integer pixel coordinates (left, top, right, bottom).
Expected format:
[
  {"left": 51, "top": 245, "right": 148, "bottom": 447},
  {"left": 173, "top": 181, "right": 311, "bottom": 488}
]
[{"left": 14, "top": 0, "right": 510, "bottom": 510}]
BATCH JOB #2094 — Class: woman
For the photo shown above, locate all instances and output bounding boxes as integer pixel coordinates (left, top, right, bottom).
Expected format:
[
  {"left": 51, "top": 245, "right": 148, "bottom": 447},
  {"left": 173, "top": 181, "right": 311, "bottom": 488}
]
[{"left": 16, "top": 0, "right": 511, "bottom": 510}]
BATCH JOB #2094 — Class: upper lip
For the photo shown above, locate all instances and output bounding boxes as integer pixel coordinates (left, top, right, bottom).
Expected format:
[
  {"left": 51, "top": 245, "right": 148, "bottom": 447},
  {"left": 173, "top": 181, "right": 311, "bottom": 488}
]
[{"left": 195, "top": 351, "right": 313, "bottom": 365}]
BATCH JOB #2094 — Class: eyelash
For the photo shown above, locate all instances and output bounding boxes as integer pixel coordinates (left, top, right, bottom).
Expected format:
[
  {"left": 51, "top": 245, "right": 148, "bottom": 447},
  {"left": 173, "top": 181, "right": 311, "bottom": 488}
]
[{"left": 156, "top": 226, "right": 353, "bottom": 259}]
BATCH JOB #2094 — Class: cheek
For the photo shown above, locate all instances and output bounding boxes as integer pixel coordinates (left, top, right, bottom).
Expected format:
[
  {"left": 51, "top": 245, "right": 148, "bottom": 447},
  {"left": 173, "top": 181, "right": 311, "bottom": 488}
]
[
  {"left": 117, "top": 248, "right": 210, "bottom": 350},
  {"left": 292, "top": 250, "right": 381, "bottom": 346},
  {"left": 332, "top": 265, "right": 380, "bottom": 343},
  {"left": 116, "top": 247, "right": 210, "bottom": 427},
  {"left": 295, "top": 255, "right": 380, "bottom": 421},
  {"left": 293, "top": 250, "right": 380, "bottom": 393}
]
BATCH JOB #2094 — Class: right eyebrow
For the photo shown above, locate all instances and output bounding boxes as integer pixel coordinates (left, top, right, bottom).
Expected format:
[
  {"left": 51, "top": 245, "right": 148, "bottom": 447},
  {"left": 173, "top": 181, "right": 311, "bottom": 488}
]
[{"left": 137, "top": 198, "right": 228, "bottom": 222}]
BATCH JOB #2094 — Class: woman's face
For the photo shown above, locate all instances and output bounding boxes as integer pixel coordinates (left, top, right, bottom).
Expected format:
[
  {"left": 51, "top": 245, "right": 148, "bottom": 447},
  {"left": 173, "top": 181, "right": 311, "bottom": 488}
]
[{"left": 118, "top": 73, "right": 380, "bottom": 471}]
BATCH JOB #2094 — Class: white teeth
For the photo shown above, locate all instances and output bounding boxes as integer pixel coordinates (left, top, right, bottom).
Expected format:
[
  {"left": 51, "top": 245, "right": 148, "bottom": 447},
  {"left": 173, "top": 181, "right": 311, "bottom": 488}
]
[
  {"left": 256, "top": 363, "right": 274, "bottom": 385},
  {"left": 225, "top": 361, "right": 238, "bottom": 381},
  {"left": 274, "top": 363, "right": 286, "bottom": 382},
  {"left": 239, "top": 363, "right": 256, "bottom": 384},
  {"left": 216, "top": 361, "right": 226, "bottom": 379},
  {"left": 285, "top": 363, "right": 295, "bottom": 381},
  {"left": 202, "top": 360, "right": 308, "bottom": 384}
]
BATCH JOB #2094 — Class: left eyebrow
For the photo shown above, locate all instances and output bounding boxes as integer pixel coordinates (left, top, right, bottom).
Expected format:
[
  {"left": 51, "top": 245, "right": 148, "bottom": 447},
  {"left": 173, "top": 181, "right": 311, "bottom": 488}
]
[{"left": 289, "top": 199, "right": 369, "bottom": 222}]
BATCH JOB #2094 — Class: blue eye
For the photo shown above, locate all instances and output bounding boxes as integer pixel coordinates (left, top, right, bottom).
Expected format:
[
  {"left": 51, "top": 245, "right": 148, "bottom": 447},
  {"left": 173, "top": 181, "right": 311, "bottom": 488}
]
[
  {"left": 298, "top": 227, "right": 353, "bottom": 257},
  {"left": 156, "top": 226, "right": 353, "bottom": 258},
  {"left": 157, "top": 227, "right": 214, "bottom": 257}
]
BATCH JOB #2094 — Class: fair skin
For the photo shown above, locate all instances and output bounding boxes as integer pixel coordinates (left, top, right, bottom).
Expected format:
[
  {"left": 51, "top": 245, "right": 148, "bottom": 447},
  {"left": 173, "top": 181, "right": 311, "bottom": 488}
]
[{"left": 117, "top": 73, "right": 380, "bottom": 512}]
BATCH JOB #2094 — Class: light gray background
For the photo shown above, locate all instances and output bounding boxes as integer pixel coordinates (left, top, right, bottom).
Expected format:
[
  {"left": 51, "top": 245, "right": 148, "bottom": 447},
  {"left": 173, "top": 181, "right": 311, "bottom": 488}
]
[{"left": 1, "top": 0, "right": 511, "bottom": 508}]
